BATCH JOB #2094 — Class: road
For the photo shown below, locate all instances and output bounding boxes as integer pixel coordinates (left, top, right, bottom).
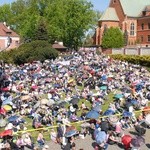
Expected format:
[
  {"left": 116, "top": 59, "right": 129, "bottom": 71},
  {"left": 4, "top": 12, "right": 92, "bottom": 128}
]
[{"left": 35, "top": 128, "right": 150, "bottom": 150}]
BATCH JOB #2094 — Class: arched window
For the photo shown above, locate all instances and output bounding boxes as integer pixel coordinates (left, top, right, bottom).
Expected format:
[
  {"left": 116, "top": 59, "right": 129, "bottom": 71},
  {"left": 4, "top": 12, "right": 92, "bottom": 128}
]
[{"left": 130, "top": 23, "right": 135, "bottom": 36}]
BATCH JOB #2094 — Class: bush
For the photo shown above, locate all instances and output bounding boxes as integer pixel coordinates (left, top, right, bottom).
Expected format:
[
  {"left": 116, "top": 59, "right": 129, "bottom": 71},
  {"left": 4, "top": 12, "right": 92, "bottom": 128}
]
[
  {"left": 110, "top": 54, "right": 150, "bottom": 67},
  {"left": 0, "top": 40, "right": 58, "bottom": 65},
  {"left": 102, "top": 27, "right": 124, "bottom": 48}
]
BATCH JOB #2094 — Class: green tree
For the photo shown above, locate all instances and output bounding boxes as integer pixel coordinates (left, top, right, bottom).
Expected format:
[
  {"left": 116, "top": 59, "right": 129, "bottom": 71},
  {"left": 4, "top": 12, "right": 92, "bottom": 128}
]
[
  {"left": 0, "top": 0, "right": 96, "bottom": 49},
  {"left": 32, "top": 17, "right": 49, "bottom": 41},
  {"left": 101, "top": 27, "right": 124, "bottom": 48},
  {"left": 0, "top": 4, "right": 13, "bottom": 24}
]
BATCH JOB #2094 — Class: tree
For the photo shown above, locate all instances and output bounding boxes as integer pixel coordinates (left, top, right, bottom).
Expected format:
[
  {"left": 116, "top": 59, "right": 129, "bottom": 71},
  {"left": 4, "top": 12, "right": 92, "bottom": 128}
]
[
  {"left": 83, "top": 32, "right": 94, "bottom": 46},
  {"left": 0, "top": 0, "right": 96, "bottom": 49},
  {"left": 101, "top": 27, "right": 124, "bottom": 48},
  {"left": 32, "top": 17, "right": 49, "bottom": 41}
]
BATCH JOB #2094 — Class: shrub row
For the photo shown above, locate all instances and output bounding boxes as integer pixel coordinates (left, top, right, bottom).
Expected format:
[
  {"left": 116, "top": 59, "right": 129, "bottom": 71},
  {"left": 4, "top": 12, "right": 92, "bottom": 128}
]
[{"left": 110, "top": 54, "right": 150, "bottom": 67}]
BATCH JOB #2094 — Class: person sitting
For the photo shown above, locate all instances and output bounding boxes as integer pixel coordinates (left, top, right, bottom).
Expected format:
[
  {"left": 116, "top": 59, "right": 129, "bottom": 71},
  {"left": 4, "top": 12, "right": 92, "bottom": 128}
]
[
  {"left": 16, "top": 135, "right": 25, "bottom": 150},
  {"left": 70, "top": 104, "right": 76, "bottom": 113},
  {"left": 37, "top": 131, "right": 45, "bottom": 147},
  {"left": 24, "top": 133, "right": 34, "bottom": 149},
  {"left": 50, "top": 129, "right": 57, "bottom": 143},
  {"left": 32, "top": 118, "right": 42, "bottom": 129},
  {"left": 80, "top": 102, "right": 89, "bottom": 111},
  {"left": 107, "top": 131, "right": 119, "bottom": 145}
]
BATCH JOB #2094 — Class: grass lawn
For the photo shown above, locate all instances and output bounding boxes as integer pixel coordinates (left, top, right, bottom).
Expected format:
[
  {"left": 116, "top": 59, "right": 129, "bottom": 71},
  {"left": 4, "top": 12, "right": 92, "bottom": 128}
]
[
  {"left": 20, "top": 92, "right": 115, "bottom": 141},
  {"left": 0, "top": 89, "right": 149, "bottom": 142}
]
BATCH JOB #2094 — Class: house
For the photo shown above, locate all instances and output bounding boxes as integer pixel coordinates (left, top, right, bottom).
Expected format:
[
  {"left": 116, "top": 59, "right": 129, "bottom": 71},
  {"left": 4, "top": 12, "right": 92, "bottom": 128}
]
[
  {"left": 0, "top": 22, "right": 20, "bottom": 51},
  {"left": 52, "top": 41, "right": 68, "bottom": 52},
  {"left": 94, "top": 0, "right": 150, "bottom": 47}
]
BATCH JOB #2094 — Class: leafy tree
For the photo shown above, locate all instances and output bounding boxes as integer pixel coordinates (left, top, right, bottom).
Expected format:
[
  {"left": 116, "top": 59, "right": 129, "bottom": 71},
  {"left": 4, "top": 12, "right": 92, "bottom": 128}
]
[
  {"left": 32, "top": 17, "right": 49, "bottom": 41},
  {"left": 101, "top": 27, "right": 124, "bottom": 48},
  {"left": 0, "top": 0, "right": 96, "bottom": 49},
  {"left": 83, "top": 32, "right": 94, "bottom": 46}
]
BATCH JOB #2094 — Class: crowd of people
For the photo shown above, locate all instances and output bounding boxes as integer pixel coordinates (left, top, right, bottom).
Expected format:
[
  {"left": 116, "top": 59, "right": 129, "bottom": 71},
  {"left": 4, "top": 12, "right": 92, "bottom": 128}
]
[{"left": 0, "top": 50, "right": 150, "bottom": 150}]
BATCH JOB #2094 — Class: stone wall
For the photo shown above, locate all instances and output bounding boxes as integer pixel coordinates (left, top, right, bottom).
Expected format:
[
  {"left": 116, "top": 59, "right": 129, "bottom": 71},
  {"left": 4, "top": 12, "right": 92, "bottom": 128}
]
[{"left": 111, "top": 48, "right": 150, "bottom": 55}]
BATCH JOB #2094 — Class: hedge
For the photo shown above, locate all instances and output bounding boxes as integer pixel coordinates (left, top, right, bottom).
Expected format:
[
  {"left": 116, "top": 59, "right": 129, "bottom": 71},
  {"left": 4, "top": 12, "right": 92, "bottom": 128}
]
[{"left": 110, "top": 54, "right": 150, "bottom": 67}]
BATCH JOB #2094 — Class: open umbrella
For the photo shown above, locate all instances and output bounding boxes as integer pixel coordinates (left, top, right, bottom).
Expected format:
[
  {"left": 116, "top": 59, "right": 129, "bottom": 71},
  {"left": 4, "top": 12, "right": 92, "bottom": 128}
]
[
  {"left": 0, "top": 119, "right": 7, "bottom": 127},
  {"left": 143, "top": 106, "right": 150, "bottom": 115},
  {"left": 58, "top": 101, "right": 67, "bottom": 108},
  {"left": 0, "top": 129, "right": 13, "bottom": 137},
  {"left": 33, "top": 101, "right": 40, "bottom": 109},
  {"left": 135, "top": 136, "right": 145, "bottom": 146},
  {"left": 40, "top": 99, "right": 49, "bottom": 105},
  {"left": 130, "top": 138, "right": 140, "bottom": 148},
  {"left": 68, "top": 79, "right": 74, "bottom": 84},
  {"left": 100, "top": 86, "right": 107, "bottom": 90},
  {"left": 146, "top": 85, "right": 150, "bottom": 91},
  {"left": 70, "top": 98, "right": 79, "bottom": 105},
  {"left": 0, "top": 108, "right": 6, "bottom": 115},
  {"left": 3, "top": 105, "right": 12, "bottom": 112},
  {"left": 103, "top": 109, "right": 115, "bottom": 116},
  {"left": 93, "top": 104, "right": 102, "bottom": 112},
  {"left": 114, "top": 94, "right": 123, "bottom": 99},
  {"left": 65, "top": 130, "right": 77, "bottom": 138},
  {"left": 8, "top": 115, "right": 19, "bottom": 123},
  {"left": 21, "top": 95, "right": 30, "bottom": 101},
  {"left": 108, "top": 115, "right": 119, "bottom": 126},
  {"left": 95, "top": 131, "right": 107, "bottom": 144},
  {"left": 123, "top": 111, "right": 132, "bottom": 117},
  {"left": 145, "top": 114, "right": 150, "bottom": 125},
  {"left": 47, "top": 100, "right": 55, "bottom": 106},
  {"left": 86, "top": 110, "right": 100, "bottom": 119},
  {"left": 122, "top": 135, "right": 132, "bottom": 149}
]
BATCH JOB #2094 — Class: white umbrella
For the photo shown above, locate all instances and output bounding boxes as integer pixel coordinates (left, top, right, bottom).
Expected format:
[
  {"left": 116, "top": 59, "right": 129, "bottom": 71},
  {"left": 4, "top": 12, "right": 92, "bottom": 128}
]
[
  {"left": 21, "top": 95, "right": 30, "bottom": 101},
  {"left": 47, "top": 100, "right": 55, "bottom": 106},
  {"left": 145, "top": 114, "right": 150, "bottom": 125},
  {"left": 0, "top": 119, "right": 7, "bottom": 127},
  {"left": 40, "top": 99, "right": 49, "bottom": 105}
]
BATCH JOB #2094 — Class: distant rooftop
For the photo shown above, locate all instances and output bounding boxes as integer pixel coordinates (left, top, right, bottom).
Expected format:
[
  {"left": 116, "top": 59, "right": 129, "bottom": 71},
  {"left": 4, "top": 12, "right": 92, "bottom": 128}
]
[
  {"left": 119, "top": 0, "right": 150, "bottom": 17},
  {"left": 0, "top": 22, "right": 19, "bottom": 37},
  {"left": 99, "top": 7, "right": 119, "bottom": 21}
]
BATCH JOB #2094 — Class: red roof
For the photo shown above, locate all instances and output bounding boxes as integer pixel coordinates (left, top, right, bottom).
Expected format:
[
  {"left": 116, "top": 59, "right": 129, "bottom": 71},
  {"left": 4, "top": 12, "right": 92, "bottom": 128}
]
[
  {"left": 0, "top": 23, "right": 19, "bottom": 37},
  {"left": 52, "top": 43, "right": 67, "bottom": 49}
]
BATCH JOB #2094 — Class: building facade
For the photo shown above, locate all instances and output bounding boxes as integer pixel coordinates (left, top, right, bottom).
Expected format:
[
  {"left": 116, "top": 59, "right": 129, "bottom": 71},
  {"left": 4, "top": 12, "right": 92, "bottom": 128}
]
[
  {"left": 0, "top": 22, "right": 20, "bottom": 51},
  {"left": 94, "top": 0, "right": 150, "bottom": 47}
]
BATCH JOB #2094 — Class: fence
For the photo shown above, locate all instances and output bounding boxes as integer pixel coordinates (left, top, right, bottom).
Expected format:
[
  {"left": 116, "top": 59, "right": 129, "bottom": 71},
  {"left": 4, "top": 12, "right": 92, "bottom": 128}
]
[
  {"left": 108, "top": 48, "right": 150, "bottom": 55},
  {"left": 12, "top": 108, "right": 150, "bottom": 135}
]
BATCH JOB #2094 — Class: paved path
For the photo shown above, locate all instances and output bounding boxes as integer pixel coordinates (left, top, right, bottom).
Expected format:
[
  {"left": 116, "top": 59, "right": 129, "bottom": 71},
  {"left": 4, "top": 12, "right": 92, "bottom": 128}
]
[{"left": 37, "top": 128, "right": 150, "bottom": 150}]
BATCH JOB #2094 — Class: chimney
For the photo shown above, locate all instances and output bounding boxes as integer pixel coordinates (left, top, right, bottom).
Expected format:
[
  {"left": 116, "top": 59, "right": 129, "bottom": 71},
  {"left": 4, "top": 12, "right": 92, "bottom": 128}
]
[
  {"left": 3, "top": 22, "right": 6, "bottom": 26},
  {"left": 58, "top": 42, "right": 63, "bottom": 46},
  {"left": 7, "top": 26, "right": 10, "bottom": 29}
]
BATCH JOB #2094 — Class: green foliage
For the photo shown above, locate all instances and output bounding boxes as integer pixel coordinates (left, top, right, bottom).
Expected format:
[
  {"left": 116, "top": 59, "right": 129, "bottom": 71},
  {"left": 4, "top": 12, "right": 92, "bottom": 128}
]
[
  {"left": 110, "top": 54, "right": 150, "bottom": 67},
  {"left": 32, "top": 17, "right": 49, "bottom": 41},
  {"left": 0, "top": 40, "right": 58, "bottom": 65},
  {"left": 102, "top": 27, "right": 124, "bottom": 48},
  {"left": 0, "top": 0, "right": 96, "bottom": 49}
]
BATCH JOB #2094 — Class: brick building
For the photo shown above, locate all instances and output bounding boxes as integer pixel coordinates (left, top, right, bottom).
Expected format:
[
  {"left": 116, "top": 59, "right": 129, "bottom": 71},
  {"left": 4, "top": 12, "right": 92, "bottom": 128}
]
[
  {"left": 94, "top": 0, "right": 150, "bottom": 47},
  {"left": 0, "top": 22, "right": 20, "bottom": 51}
]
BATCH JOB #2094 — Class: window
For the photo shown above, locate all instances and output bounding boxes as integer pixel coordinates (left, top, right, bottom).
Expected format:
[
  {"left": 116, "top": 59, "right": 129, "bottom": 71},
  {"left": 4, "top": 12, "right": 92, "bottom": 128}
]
[
  {"left": 148, "top": 23, "right": 150, "bottom": 29},
  {"left": 148, "top": 35, "right": 150, "bottom": 42},
  {"left": 141, "top": 23, "right": 144, "bottom": 30},
  {"left": 130, "top": 23, "right": 135, "bottom": 36},
  {"left": 15, "top": 41, "right": 19, "bottom": 46},
  {"left": 141, "top": 36, "right": 143, "bottom": 42}
]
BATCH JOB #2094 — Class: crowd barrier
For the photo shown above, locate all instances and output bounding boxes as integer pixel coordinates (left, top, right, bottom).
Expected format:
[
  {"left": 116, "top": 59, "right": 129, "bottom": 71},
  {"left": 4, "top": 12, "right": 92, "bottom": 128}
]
[{"left": 13, "top": 108, "right": 150, "bottom": 135}]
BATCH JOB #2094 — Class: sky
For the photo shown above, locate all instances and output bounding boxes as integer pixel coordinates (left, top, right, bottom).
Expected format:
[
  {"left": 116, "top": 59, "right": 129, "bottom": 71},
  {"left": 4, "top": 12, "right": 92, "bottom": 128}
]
[
  {"left": 0, "top": 0, "right": 110, "bottom": 12},
  {"left": 90, "top": 0, "right": 109, "bottom": 11}
]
